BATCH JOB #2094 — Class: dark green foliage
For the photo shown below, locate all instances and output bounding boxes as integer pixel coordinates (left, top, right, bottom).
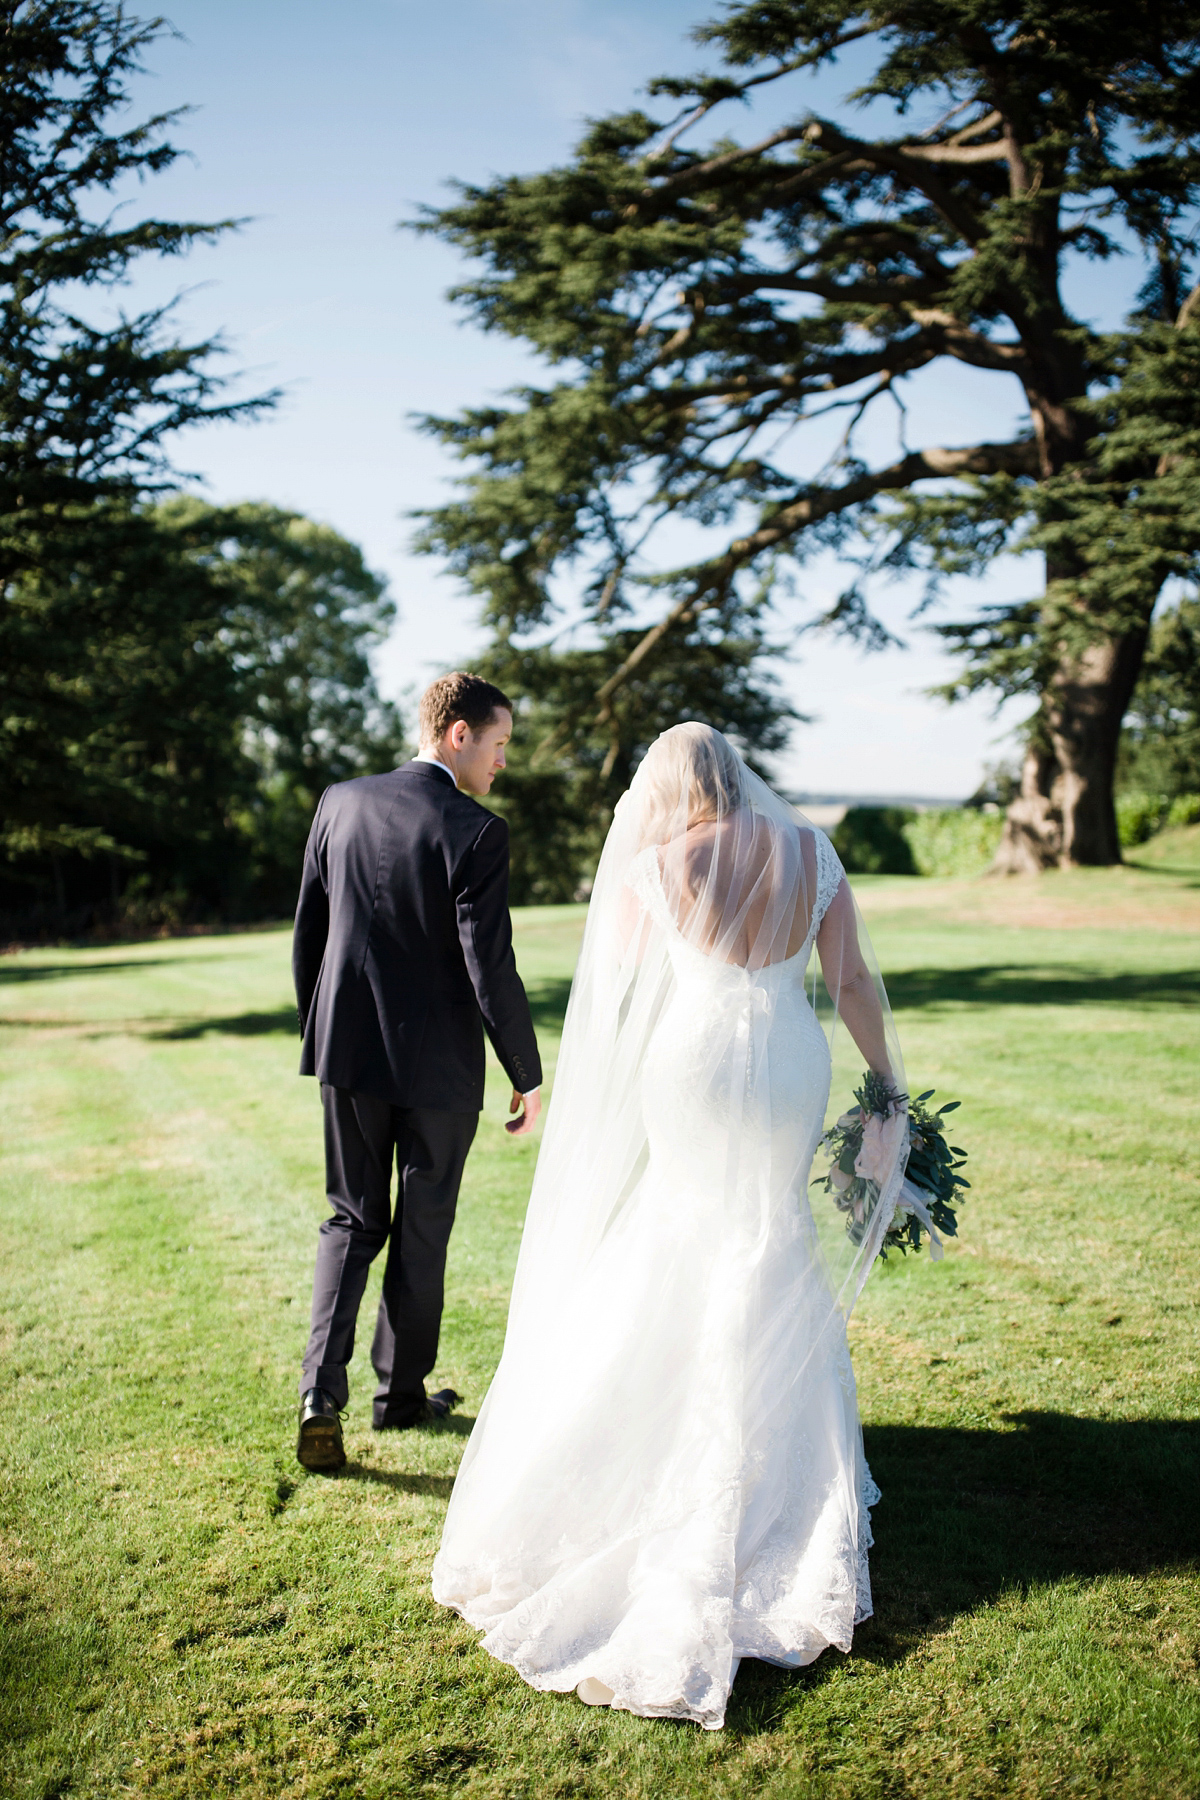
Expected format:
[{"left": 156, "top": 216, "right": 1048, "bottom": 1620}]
[
  {"left": 813, "top": 1072, "right": 970, "bottom": 1259},
  {"left": 1115, "top": 790, "right": 1173, "bottom": 847},
  {"left": 902, "top": 1088, "right": 970, "bottom": 1249},
  {"left": 480, "top": 617, "right": 796, "bottom": 903},
  {"left": 0, "top": 500, "right": 404, "bottom": 933},
  {"left": 0, "top": 1, "right": 270, "bottom": 568},
  {"left": 415, "top": 0, "right": 1200, "bottom": 867},
  {"left": 0, "top": 2, "right": 283, "bottom": 931},
  {"left": 156, "top": 500, "right": 407, "bottom": 915},
  {"left": 1119, "top": 597, "right": 1200, "bottom": 798},
  {"left": 0, "top": 501, "right": 250, "bottom": 913},
  {"left": 832, "top": 806, "right": 918, "bottom": 876},
  {"left": 902, "top": 807, "right": 1006, "bottom": 876},
  {"left": 931, "top": 327, "right": 1200, "bottom": 707}
]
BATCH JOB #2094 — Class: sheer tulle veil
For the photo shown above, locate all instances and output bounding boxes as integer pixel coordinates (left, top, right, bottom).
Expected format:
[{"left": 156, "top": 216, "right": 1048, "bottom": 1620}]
[
  {"left": 504, "top": 722, "right": 908, "bottom": 1356},
  {"left": 433, "top": 724, "right": 911, "bottom": 1725}
]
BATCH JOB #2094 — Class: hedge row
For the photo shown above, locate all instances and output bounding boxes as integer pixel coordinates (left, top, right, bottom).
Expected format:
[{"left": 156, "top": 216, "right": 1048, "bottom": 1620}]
[
  {"left": 1115, "top": 791, "right": 1200, "bottom": 846},
  {"left": 830, "top": 805, "right": 1004, "bottom": 878},
  {"left": 830, "top": 793, "right": 1200, "bottom": 876}
]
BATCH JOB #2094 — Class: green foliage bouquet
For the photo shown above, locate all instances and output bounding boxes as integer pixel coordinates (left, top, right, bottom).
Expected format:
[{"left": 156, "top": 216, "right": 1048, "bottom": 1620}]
[{"left": 814, "top": 1072, "right": 970, "bottom": 1262}]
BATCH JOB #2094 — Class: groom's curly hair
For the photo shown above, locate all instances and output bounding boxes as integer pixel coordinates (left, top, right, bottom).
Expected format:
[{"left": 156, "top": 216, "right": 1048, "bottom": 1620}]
[{"left": 418, "top": 671, "right": 512, "bottom": 745}]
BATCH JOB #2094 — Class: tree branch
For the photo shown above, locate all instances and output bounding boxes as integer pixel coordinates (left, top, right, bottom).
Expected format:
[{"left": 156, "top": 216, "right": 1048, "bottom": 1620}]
[
  {"left": 650, "top": 25, "right": 879, "bottom": 115},
  {"left": 589, "top": 439, "right": 1039, "bottom": 721},
  {"left": 1176, "top": 280, "right": 1200, "bottom": 330},
  {"left": 785, "top": 122, "right": 987, "bottom": 245},
  {"left": 899, "top": 139, "right": 1009, "bottom": 165},
  {"left": 707, "top": 269, "right": 945, "bottom": 307},
  {"left": 646, "top": 319, "right": 1012, "bottom": 419},
  {"left": 906, "top": 308, "right": 1032, "bottom": 374},
  {"left": 946, "top": 108, "right": 1003, "bottom": 145},
  {"left": 646, "top": 101, "right": 719, "bottom": 165},
  {"left": 639, "top": 124, "right": 810, "bottom": 203}
]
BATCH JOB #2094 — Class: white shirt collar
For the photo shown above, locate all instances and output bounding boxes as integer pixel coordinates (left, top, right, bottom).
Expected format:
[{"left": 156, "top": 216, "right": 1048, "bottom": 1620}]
[{"left": 413, "top": 751, "right": 457, "bottom": 787}]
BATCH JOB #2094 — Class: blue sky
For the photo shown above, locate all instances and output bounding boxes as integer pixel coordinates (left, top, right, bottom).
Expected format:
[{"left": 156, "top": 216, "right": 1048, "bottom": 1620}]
[{"left": 109, "top": 0, "right": 1139, "bottom": 798}]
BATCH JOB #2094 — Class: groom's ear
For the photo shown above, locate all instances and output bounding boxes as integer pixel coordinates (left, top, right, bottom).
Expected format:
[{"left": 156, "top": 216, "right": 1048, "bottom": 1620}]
[{"left": 447, "top": 718, "right": 470, "bottom": 751}]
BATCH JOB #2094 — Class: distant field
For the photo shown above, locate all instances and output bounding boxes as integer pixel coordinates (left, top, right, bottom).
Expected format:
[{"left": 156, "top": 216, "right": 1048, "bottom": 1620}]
[{"left": 1, "top": 836, "right": 1197, "bottom": 1798}]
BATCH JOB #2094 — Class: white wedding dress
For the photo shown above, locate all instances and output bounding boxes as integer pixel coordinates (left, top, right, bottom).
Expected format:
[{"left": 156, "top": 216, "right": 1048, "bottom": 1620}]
[{"left": 433, "top": 727, "right": 904, "bottom": 1730}]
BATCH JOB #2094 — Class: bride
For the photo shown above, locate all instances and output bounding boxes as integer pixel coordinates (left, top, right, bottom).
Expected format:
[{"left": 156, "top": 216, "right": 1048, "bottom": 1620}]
[{"left": 432, "top": 723, "right": 911, "bottom": 1730}]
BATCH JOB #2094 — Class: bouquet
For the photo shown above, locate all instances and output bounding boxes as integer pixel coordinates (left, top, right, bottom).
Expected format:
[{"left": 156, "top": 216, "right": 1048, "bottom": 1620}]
[{"left": 813, "top": 1070, "right": 969, "bottom": 1261}]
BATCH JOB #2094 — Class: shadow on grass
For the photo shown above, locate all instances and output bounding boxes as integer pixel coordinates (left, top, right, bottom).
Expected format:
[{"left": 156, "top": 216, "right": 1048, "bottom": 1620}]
[
  {"left": 340, "top": 1465, "right": 456, "bottom": 1501},
  {"left": 525, "top": 977, "right": 574, "bottom": 1035},
  {"left": 0, "top": 957, "right": 184, "bottom": 983},
  {"left": 151, "top": 980, "right": 576, "bottom": 1044},
  {"left": 153, "top": 1007, "right": 298, "bottom": 1040},
  {"left": 143, "top": 964, "right": 1199, "bottom": 1042},
  {"left": 886, "top": 963, "right": 1200, "bottom": 1011},
  {"left": 727, "top": 1410, "right": 1200, "bottom": 1733},
  {"left": 1124, "top": 846, "right": 1200, "bottom": 883},
  {"left": 1124, "top": 862, "right": 1200, "bottom": 884}
]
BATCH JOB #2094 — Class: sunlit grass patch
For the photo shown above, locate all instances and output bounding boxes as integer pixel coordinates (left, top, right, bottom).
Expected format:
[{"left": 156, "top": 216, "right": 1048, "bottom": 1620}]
[{"left": 1, "top": 875, "right": 1197, "bottom": 1797}]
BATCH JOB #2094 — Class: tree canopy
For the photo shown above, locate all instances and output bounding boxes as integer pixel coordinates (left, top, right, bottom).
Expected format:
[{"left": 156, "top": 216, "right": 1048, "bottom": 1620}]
[
  {"left": 0, "top": 0, "right": 271, "bottom": 893},
  {"left": 0, "top": 497, "right": 405, "bottom": 933},
  {"left": 1119, "top": 595, "right": 1200, "bottom": 800},
  {"left": 158, "top": 499, "right": 406, "bottom": 916},
  {"left": 416, "top": 0, "right": 1200, "bottom": 868},
  {"left": 0, "top": 2, "right": 266, "bottom": 550},
  {"left": 480, "top": 610, "right": 796, "bottom": 902},
  {"left": 0, "top": 5, "right": 403, "bottom": 934}
]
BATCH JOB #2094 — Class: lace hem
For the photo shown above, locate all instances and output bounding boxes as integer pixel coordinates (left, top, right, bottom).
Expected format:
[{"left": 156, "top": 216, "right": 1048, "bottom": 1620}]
[
  {"left": 434, "top": 1464, "right": 880, "bottom": 1732},
  {"left": 854, "top": 1462, "right": 881, "bottom": 1626}
]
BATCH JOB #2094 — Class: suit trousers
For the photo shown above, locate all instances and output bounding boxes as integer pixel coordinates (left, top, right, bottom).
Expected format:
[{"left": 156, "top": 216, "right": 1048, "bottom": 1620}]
[{"left": 300, "top": 1085, "right": 478, "bottom": 1426}]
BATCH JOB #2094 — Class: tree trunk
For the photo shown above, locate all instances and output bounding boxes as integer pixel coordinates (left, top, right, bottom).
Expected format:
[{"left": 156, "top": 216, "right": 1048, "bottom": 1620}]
[
  {"left": 993, "top": 622, "right": 1152, "bottom": 872},
  {"left": 992, "top": 738, "right": 1063, "bottom": 873}
]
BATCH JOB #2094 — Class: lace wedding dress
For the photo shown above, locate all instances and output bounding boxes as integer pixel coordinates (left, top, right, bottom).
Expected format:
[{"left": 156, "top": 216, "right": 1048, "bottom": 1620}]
[{"left": 433, "top": 726, "right": 906, "bottom": 1730}]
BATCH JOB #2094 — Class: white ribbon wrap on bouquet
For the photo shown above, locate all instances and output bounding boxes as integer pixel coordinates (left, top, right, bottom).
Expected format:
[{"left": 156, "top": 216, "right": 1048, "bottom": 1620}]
[{"left": 890, "top": 1176, "right": 947, "bottom": 1261}]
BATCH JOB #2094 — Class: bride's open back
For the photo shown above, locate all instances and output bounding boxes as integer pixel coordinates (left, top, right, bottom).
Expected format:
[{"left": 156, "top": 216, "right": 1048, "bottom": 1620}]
[{"left": 432, "top": 724, "right": 910, "bottom": 1729}]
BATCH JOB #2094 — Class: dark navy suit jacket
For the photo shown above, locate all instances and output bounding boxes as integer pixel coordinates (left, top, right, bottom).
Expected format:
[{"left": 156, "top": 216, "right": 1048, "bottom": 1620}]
[{"left": 292, "top": 761, "right": 541, "bottom": 1113}]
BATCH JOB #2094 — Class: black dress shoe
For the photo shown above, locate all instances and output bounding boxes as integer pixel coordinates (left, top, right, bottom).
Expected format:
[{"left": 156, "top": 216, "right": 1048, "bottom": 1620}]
[
  {"left": 296, "top": 1387, "right": 346, "bottom": 1471},
  {"left": 373, "top": 1388, "right": 461, "bottom": 1431}
]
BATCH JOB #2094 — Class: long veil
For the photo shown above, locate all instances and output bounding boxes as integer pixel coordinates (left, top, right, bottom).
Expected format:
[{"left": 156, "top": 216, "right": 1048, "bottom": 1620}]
[
  {"left": 434, "top": 725, "right": 912, "bottom": 1722},
  {"left": 505, "top": 724, "right": 908, "bottom": 1360}
]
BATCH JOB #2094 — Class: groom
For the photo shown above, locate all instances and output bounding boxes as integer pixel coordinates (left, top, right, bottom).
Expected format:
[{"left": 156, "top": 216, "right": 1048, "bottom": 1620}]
[{"left": 291, "top": 671, "right": 542, "bottom": 1471}]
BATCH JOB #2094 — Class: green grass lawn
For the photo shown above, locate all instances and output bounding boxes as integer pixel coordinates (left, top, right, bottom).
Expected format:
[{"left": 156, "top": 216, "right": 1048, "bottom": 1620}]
[{"left": 2, "top": 838, "right": 1198, "bottom": 1799}]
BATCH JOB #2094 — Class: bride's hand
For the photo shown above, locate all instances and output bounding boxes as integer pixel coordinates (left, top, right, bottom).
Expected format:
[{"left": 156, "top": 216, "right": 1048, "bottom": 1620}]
[{"left": 506, "top": 1087, "right": 542, "bottom": 1138}]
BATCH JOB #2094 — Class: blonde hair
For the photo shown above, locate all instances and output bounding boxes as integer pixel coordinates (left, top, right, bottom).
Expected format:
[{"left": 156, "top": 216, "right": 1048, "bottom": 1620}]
[{"left": 635, "top": 723, "right": 746, "bottom": 845}]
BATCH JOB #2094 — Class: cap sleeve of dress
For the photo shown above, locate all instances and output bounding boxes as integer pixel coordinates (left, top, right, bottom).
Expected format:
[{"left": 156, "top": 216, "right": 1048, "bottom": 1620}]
[
  {"left": 627, "top": 845, "right": 675, "bottom": 934},
  {"left": 811, "top": 829, "right": 846, "bottom": 936}
]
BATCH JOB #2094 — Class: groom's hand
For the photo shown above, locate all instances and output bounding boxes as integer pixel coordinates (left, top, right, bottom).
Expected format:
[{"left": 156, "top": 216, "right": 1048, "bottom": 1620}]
[{"left": 506, "top": 1088, "right": 541, "bottom": 1138}]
